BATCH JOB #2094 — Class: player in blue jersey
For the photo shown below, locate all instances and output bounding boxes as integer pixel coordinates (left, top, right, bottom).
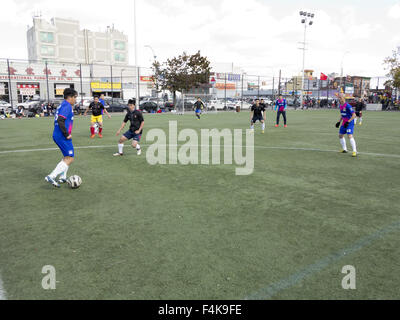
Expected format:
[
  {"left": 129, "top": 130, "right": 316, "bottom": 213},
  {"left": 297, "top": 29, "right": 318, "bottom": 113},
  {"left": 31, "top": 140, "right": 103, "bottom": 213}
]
[
  {"left": 99, "top": 93, "right": 106, "bottom": 112},
  {"left": 275, "top": 95, "right": 288, "bottom": 128},
  {"left": 335, "top": 96, "right": 358, "bottom": 157},
  {"left": 45, "top": 88, "right": 78, "bottom": 188}
]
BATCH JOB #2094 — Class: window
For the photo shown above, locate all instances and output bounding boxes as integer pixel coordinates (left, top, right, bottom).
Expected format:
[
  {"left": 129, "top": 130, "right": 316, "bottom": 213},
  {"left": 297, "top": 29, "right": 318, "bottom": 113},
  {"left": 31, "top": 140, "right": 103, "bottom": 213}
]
[
  {"left": 41, "top": 45, "right": 55, "bottom": 56},
  {"left": 114, "top": 41, "right": 126, "bottom": 50},
  {"left": 40, "top": 32, "right": 54, "bottom": 43},
  {"left": 114, "top": 53, "right": 126, "bottom": 62}
]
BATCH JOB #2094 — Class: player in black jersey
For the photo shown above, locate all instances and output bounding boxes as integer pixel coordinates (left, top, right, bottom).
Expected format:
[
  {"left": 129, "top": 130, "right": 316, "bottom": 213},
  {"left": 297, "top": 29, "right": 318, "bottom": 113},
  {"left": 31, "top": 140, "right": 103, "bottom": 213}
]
[
  {"left": 114, "top": 99, "right": 144, "bottom": 156},
  {"left": 250, "top": 99, "right": 266, "bottom": 134},
  {"left": 355, "top": 98, "right": 365, "bottom": 126},
  {"left": 84, "top": 96, "right": 111, "bottom": 138}
]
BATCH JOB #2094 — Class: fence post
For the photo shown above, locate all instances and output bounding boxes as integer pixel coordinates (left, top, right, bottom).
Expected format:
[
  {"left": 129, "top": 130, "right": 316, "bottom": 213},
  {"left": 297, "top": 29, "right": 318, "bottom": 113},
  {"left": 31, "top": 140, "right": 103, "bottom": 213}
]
[
  {"left": 79, "top": 64, "right": 83, "bottom": 106},
  {"left": 241, "top": 73, "right": 244, "bottom": 110},
  {"left": 110, "top": 65, "right": 114, "bottom": 112},
  {"left": 137, "top": 67, "right": 141, "bottom": 106},
  {"left": 7, "top": 59, "right": 13, "bottom": 110},
  {"left": 45, "top": 61, "right": 50, "bottom": 106},
  {"left": 224, "top": 73, "right": 227, "bottom": 109}
]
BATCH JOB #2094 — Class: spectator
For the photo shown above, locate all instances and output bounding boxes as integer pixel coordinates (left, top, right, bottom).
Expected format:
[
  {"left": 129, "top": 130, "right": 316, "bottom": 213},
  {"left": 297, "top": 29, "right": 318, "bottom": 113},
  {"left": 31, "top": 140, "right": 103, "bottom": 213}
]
[{"left": 16, "top": 106, "right": 24, "bottom": 119}]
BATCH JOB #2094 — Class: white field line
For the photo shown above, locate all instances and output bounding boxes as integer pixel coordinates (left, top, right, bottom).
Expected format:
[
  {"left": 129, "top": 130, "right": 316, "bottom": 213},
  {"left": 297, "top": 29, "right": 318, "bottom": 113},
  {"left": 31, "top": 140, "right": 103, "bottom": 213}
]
[{"left": 0, "top": 144, "right": 400, "bottom": 159}]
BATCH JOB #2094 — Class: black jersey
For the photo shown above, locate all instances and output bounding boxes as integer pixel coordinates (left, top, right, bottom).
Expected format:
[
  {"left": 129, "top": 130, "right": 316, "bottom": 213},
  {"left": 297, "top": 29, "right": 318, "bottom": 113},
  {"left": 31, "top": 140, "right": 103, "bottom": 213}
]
[
  {"left": 124, "top": 109, "right": 144, "bottom": 134},
  {"left": 89, "top": 102, "right": 104, "bottom": 117},
  {"left": 355, "top": 102, "right": 365, "bottom": 112},
  {"left": 251, "top": 104, "right": 265, "bottom": 117}
]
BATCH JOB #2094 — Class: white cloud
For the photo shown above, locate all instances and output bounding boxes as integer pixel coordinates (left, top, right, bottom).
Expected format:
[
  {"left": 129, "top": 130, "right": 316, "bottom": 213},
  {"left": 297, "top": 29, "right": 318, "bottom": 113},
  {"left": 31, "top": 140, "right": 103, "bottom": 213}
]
[
  {"left": 388, "top": 2, "right": 400, "bottom": 19},
  {"left": 1, "top": 0, "right": 396, "bottom": 77}
]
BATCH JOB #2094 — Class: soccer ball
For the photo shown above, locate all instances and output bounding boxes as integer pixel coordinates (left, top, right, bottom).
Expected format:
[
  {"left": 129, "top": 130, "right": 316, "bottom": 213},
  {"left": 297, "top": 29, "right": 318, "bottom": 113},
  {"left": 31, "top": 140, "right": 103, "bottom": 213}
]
[
  {"left": 94, "top": 123, "right": 99, "bottom": 134},
  {"left": 67, "top": 175, "right": 82, "bottom": 189}
]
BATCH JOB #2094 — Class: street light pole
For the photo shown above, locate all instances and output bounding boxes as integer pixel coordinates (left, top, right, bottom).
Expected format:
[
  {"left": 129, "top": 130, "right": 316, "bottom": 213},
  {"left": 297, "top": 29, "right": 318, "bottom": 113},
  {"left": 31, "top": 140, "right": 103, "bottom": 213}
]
[
  {"left": 121, "top": 69, "right": 125, "bottom": 100},
  {"left": 133, "top": 0, "right": 139, "bottom": 104},
  {"left": 340, "top": 51, "right": 350, "bottom": 94},
  {"left": 299, "top": 11, "right": 315, "bottom": 110}
]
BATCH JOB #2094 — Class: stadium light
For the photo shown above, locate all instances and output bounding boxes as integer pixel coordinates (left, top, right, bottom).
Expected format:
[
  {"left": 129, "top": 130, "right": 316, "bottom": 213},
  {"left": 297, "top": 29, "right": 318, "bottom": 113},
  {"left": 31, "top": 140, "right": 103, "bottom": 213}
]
[{"left": 298, "top": 10, "right": 315, "bottom": 109}]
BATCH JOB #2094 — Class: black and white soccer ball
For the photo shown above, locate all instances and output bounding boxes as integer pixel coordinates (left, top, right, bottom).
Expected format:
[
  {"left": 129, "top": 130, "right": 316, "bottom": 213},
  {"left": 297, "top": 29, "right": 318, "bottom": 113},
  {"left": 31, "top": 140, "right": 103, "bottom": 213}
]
[{"left": 67, "top": 175, "right": 82, "bottom": 189}]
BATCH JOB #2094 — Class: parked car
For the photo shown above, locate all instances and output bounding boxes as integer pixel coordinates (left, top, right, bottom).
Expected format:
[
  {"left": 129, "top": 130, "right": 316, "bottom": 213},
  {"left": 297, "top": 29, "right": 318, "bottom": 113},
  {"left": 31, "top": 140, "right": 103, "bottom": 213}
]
[
  {"left": 140, "top": 101, "right": 158, "bottom": 113},
  {"left": 107, "top": 99, "right": 128, "bottom": 113},
  {"left": 0, "top": 100, "right": 11, "bottom": 112}
]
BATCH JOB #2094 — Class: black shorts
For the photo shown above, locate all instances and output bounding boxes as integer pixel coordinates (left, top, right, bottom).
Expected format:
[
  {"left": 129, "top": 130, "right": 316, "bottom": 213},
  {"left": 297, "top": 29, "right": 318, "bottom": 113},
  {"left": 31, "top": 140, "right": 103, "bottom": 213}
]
[
  {"left": 356, "top": 111, "right": 362, "bottom": 117},
  {"left": 252, "top": 115, "right": 264, "bottom": 123}
]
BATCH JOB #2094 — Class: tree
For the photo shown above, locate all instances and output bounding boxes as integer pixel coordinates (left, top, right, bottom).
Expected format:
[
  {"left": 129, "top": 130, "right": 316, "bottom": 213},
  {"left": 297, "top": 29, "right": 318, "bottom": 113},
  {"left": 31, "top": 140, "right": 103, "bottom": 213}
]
[
  {"left": 383, "top": 49, "right": 400, "bottom": 91},
  {"left": 152, "top": 51, "right": 211, "bottom": 103}
]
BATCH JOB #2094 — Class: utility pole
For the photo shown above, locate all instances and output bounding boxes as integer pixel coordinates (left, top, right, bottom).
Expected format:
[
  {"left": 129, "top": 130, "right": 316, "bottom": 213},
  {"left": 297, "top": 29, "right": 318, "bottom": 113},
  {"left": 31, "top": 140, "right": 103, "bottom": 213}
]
[
  {"left": 299, "top": 11, "right": 315, "bottom": 109},
  {"left": 7, "top": 59, "right": 13, "bottom": 109}
]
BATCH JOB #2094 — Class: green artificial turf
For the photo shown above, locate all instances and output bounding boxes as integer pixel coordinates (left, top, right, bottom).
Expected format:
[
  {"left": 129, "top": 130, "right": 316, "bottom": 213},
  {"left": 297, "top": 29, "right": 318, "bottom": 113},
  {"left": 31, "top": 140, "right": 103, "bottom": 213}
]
[{"left": 0, "top": 110, "right": 399, "bottom": 300}]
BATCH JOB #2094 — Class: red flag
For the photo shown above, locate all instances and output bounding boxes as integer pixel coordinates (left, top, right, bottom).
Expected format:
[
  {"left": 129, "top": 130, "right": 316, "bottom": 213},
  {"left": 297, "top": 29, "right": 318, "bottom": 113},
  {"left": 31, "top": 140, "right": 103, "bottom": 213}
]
[{"left": 320, "top": 73, "right": 328, "bottom": 81}]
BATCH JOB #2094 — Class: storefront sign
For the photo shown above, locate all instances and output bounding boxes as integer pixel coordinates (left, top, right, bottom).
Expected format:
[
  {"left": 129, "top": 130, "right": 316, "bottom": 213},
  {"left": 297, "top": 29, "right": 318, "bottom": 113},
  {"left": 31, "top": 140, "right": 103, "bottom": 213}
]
[{"left": 91, "top": 82, "right": 122, "bottom": 91}]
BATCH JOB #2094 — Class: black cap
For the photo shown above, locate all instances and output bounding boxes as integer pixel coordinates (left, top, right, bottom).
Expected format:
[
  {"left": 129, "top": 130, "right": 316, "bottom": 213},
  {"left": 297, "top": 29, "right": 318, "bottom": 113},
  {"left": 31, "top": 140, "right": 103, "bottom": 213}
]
[{"left": 128, "top": 98, "right": 136, "bottom": 105}]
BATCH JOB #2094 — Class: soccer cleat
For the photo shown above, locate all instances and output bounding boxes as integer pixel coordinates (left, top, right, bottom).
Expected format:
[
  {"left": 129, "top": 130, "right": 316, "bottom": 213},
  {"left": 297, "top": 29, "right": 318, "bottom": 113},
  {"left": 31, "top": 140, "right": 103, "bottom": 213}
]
[
  {"left": 58, "top": 178, "right": 67, "bottom": 184},
  {"left": 90, "top": 134, "right": 96, "bottom": 139},
  {"left": 284, "top": 125, "right": 288, "bottom": 128},
  {"left": 359, "top": 123, "right": 363, "bottom": 126},
  {"left": 352, "top": 152, "right": 358, "bottom": 157},
  {"left": 45, "top": 176, "right": 60, "bottom": 188},
  {"left": 339, "top": 150, "right": 348, "bottom": 154},
  {"left": 98, "top": 134, "right": 103, "bottom": 138},
  {"left": 275, "top": 125, "right": 279, "bottom": 128},
  {"left": 113, "top": 153, "right": 124, "bottom": 157},
  {"left": 262, "top": 130, "right": 265, "bottom": 134},
  {"left": 137, "top": 149, "right": 142, "bottom": 156}
]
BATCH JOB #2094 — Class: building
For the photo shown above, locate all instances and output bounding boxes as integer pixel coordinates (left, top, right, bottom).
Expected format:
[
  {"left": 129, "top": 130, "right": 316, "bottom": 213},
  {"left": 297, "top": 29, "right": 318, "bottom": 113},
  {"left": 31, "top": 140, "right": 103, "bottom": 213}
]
[
  {"left": 0, "top": 59, "right": 157, "bottom": 106},
  {"left": 27, "top": 16, "right": 129, "bottom": 65}
]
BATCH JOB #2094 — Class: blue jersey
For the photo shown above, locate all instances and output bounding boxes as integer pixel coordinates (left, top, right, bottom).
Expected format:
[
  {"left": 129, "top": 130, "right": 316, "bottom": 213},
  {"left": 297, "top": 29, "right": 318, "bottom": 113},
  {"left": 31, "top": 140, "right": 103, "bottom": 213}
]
[
  {"left": 340, "top": 103, "right": 355, "bottom": 125},
  {"left": 275, "top": 99, "right": 287, "bottom": 112},
  {"left": 54, "top": 100, "right": 74, "bottom": 138},
  {"left": 100, "top": 99, "right": 105, "bottom": 115}
]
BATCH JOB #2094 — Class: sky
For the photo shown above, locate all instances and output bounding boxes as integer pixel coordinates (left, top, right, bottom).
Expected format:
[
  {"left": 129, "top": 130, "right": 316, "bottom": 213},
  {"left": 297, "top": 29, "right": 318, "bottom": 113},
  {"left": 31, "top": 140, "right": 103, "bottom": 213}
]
[{"left": 1, "top": 0, "right": 400, "bottom": 78}]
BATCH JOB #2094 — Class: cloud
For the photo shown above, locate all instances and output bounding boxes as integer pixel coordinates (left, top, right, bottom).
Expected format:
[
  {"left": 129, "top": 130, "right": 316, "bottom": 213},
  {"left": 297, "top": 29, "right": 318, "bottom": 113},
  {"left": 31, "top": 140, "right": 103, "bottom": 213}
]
[
  {"left": 388, "top": 2, "right": 400, "bottom": 19},
  {"left": 2, "top": 0, "right": 396, "bottom": 77}
]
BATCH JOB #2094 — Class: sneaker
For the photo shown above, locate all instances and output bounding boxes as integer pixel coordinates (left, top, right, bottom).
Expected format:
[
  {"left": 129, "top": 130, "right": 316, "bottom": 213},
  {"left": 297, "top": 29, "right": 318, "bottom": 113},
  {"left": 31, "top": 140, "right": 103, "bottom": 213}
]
[
  {"left": 45, "top": 176, "right": 60, "bottom": 188},
  {"left": 137, "top": 149, "right": 142, "bottom": 156},
  {"left": 113, "top": 153, "right": 123, "bottom": 157},
  {"left": 98, "top": 134, "right": 103, "bottom": 138},
  {"left": 275, "top": 125, "right": 279, "bottom": 128},
  {"left": 90, "top": 134, "right": 96, "bottom": 139},
  {"left": 58, "top": 178, "right": 67, "bottom": 184},
  {"left": 352, "top": 152, "right": 358, "bottom": 157},
  {"left": 262, "top": 130, "right": 265, "bottom": 134},
  {"left": 284, "top": 125, "right": 288, "bottom": 128},
  {"left": 339, "top": 150, "right": 348, "bottom": 154}
]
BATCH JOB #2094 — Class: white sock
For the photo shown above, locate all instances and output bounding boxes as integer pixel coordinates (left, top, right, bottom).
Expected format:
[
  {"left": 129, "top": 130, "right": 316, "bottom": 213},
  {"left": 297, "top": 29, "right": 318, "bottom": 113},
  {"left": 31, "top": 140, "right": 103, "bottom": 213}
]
[
  {"left": 340, "top": 138, "right": 347, "bottom": 151},
  {"left": 118, "top": 144, "right": 124, "bottom": 154},
  {"left": 360, "top": 118, "right": 363, "bottom": 124},
  {"left": 251, "top": 125, "right": 254, "bottom": 130},
  {"left": 262, "top": 123, "right": 265, "bottom": 131},
  {"left": 350, "top": 138, "right": 357, "bottom": 153},
  {"left": 136, "top": 144, "right": 141, "bottom": 150},
  {"left": 59, "top": 164, "right": 70, "bottom": 180},
  {"left": 355, "top": 118, "right": 358, "bottom": 124},
  {"left": 49, "top": 161, "right": 68, "bottom": 179}
]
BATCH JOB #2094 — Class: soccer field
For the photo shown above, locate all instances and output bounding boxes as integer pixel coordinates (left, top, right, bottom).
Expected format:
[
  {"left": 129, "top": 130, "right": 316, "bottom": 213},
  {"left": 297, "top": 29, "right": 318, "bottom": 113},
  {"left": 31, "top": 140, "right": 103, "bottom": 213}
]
[{"left": 0, "top": 110, "right": 399, "bottom": 300}]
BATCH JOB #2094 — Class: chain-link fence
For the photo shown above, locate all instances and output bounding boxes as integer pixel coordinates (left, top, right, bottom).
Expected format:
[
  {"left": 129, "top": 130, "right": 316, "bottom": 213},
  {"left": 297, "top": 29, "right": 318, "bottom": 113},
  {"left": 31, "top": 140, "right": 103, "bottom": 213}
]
[{"left": 0, "top": 58, "right": 396, "bottom": 114}]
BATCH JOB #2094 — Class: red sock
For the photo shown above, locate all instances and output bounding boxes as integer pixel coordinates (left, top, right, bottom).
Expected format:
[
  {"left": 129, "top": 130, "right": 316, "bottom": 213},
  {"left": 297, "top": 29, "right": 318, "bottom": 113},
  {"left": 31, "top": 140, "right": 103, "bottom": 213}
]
[
  {"left": 90, "top": 127, "right": 95, "bottom": 135},
  {"left": 99, "top": 128, "right": 103, "bottom": 134}
]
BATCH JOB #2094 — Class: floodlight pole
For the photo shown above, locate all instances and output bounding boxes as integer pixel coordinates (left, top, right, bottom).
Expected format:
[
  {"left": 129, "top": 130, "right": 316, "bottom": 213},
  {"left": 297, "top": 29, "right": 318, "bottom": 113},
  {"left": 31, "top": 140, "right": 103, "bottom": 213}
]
[{"left": 300, "top": 22, "right": 307, "bottom": 110}]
